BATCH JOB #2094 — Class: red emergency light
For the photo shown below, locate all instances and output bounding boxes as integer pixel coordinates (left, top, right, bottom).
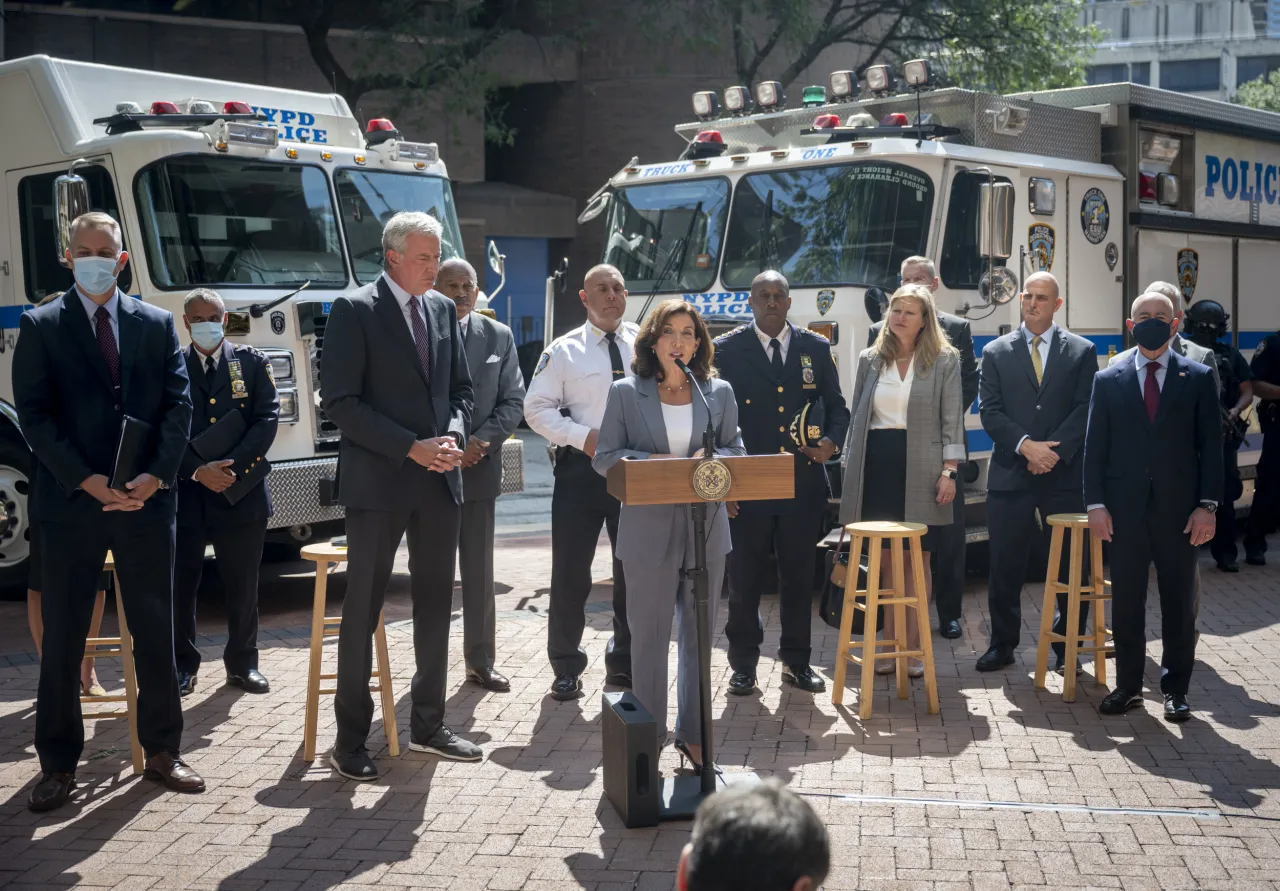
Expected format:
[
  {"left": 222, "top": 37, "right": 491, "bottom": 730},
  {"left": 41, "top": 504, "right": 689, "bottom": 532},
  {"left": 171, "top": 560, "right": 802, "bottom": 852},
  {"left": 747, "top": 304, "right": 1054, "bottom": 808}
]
[
  {"left": 223, "top": 101, "right": 253, "bottom": 115},
  {"left": 150, "top": 101, "right": 180, "bottom": 115},
  {"left": 693, "top": 130, "right": 723, "bottom": 143},
  {"left": 367, "top": 118, "right": 395, "bottom": 133},
  {"left": 365, "top": 117, "right": 400, "bottom": 146},
  {"left": 813, "top": 113, "right": 841, "bottom": 129},
  {"left": 1138, "top": 171, "right": 1158, "bottom": 202},
  {"left": 880, "top": 112, "right": 909, "bottom": 126}
]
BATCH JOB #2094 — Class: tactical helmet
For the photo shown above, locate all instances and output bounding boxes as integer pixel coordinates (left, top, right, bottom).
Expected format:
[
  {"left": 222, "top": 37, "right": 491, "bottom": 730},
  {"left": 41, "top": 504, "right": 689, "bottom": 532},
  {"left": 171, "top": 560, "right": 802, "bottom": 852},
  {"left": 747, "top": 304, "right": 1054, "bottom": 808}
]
[{"left": 1185, "top": 299, "right": 1229, "bottom": 341}]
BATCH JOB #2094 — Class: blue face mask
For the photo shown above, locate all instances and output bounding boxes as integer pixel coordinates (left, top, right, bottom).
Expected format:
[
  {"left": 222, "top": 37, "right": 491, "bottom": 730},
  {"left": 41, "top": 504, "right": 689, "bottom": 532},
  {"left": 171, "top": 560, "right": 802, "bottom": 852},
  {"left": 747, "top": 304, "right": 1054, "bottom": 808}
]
[
  {"left": 189, "top": 321, "right": 225, "bottom": 352},
  {"left": 71, "top": 256, "right": 120, "bottom": 296}
]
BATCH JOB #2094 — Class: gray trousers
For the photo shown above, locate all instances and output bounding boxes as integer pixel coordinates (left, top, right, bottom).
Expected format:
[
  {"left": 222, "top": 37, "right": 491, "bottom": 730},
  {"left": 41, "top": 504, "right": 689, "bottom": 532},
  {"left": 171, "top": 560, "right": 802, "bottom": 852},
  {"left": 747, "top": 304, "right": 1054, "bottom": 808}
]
[
  {"left": 458, "top": 498, "right": 497, "bottom": 671},
  {"left": 622, "top": 507, "right": 724, "bottom": 747}
]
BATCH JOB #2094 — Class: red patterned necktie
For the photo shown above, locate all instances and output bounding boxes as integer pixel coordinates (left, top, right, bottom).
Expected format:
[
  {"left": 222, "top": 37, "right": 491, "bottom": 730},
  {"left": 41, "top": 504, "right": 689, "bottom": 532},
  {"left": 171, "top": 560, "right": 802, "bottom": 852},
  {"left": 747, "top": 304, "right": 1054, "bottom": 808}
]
[
  {"left": 1144, "top": 362, "right": 1160, "bottom": 423},
  {"left": 408, "top": 295, "right": 432, "bottom": 385},
  {"left": 94, "top": 305, "right": 121, "bottom": 389}
]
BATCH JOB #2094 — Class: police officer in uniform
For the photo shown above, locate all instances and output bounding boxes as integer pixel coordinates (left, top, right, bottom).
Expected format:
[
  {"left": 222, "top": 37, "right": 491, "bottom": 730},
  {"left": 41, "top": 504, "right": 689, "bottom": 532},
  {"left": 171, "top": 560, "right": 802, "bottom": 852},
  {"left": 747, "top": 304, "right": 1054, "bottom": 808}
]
[
  {"left": 173, "top": 288, "right": 279, "bottom": 696},
  {"left": 524, "top": 264, "right": 636, "bottom": 701},
  {"left": 1245, "top": 329, "right": 1280, "bottom": 565},
  {"left": 1184, "top": 300, "right": 1252, "bottom": 573},
  {"left": 715, "top": 270, "right": 850, "bottom": 695}
]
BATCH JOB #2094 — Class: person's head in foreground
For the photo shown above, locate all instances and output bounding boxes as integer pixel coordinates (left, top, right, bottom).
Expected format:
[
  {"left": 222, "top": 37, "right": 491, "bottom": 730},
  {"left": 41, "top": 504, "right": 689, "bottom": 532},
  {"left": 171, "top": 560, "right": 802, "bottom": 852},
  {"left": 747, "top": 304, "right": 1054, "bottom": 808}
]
[{"left": 677, "top": 780, "right": 830, "bottom": 891}]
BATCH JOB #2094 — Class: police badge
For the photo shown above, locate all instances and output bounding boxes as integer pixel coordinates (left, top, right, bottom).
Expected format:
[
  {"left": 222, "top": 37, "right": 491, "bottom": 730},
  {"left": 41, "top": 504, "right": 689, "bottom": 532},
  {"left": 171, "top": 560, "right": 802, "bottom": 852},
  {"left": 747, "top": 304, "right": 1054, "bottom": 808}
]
[
  {"left": 1028, "top": 224, "right": 1055, "bottom": 272},
  {"left": 227, "top": 359, "right": 248, "bottom": 399},
  {"left": 1177, "top": 248, "right": 1199, "bottom": 304},
  {"left": 816, "top": 289, "right": 835, "bottom": 316},
  {"left": 800, "top": 353, "right": 816, "bottom": 388}
]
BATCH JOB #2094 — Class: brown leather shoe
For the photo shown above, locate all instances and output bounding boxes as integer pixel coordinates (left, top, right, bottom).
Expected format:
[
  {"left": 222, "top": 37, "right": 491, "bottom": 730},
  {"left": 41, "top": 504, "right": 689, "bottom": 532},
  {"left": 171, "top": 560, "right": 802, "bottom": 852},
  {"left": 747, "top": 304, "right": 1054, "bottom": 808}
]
[
  {"left": 28, "top": 772, "right": 75, "bottom": 812},
  {"left": 144, "top": 752, "right": 206, "bottom": 793}
]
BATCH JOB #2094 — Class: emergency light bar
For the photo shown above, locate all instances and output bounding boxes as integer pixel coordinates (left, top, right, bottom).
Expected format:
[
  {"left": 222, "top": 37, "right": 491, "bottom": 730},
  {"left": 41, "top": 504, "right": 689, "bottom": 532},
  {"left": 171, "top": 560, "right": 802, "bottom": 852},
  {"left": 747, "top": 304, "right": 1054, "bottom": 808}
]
[
  {"left": 724, "top": 85, "right": 753, "bottom": 115},
  {"left": 365, "top": 118, "right": 401, "bottom": 146},
  {"left": 864, "top": 65, "right": 896, "bottom": 94},
  {"left": 95, "top": 110, "right": 268, "bottom": 136}
]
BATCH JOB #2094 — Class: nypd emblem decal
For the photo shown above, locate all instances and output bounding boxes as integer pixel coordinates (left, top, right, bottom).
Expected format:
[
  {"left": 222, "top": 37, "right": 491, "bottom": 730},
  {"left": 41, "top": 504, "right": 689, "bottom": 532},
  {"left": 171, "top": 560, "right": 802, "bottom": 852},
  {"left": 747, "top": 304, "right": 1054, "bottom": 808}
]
[
  {"left": 1177, "top": 248, "right": 1199, "bottom": 304},
  {"left": 1028, "top": 224, "right": 1055, "bottom": 272},
  {"left": 816, "top": 289, "right": 835, "bottom": 316},
  {"left": 533, "top": 351, "right": 551, "bottom": 378},
  {"left": 270, "top": 310, "right": 286, "bottom": 335},
  {"left": 1080, "top": 188, "right": 1109, "bottom": 245}
]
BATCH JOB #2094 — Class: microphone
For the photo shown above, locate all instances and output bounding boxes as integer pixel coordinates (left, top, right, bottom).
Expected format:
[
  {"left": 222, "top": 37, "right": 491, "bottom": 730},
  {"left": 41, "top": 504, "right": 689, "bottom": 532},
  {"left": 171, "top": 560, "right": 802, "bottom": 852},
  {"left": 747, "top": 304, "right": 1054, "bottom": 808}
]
[{"left": 676, "top": 358, "right": 716, "bottom": 458}]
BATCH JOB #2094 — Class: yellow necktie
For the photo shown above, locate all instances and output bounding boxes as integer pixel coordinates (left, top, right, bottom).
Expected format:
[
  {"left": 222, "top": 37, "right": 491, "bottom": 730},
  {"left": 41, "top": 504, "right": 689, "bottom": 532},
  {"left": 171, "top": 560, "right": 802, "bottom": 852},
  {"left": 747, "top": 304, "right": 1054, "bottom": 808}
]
[{"left": 1031, "top": 335, "right": 1043, "bottom": 384}]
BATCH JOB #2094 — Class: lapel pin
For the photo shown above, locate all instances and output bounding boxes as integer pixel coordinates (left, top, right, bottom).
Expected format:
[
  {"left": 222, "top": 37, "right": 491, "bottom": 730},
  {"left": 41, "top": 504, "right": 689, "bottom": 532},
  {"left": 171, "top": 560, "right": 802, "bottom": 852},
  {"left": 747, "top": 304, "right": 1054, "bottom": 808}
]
[{"left": 1179, "top": 372, "right": 1187, "bottom": 377}]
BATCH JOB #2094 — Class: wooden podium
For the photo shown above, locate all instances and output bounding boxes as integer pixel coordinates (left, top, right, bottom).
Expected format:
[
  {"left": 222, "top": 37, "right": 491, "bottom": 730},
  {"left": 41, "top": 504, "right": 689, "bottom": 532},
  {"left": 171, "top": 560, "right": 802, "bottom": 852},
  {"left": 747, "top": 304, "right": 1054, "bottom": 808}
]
[{"left": 606, "top": 450, "right": 793, "bottom": 819}]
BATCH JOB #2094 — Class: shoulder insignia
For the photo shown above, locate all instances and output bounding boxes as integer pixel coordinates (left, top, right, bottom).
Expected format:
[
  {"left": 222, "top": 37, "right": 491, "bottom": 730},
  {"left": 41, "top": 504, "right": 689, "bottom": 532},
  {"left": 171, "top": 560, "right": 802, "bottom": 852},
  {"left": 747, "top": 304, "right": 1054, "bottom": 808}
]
[
  {"left": 622, "top": 320, "right": 640, "bottom": 333},
  {"left": 533, "top": 351, "right": 551, "bottom": 378},
  {"left": 804, "top": 327, "right": 830, "bottom": 344},
  {"left": 713, "top": 324, "right": 748, "bottom": 344}
]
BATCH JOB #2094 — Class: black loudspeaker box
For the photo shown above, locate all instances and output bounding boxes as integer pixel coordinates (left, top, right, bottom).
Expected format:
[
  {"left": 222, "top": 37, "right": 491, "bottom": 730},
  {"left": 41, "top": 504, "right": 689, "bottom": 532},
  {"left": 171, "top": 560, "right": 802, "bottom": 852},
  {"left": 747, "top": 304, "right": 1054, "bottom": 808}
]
[{"left": 601, "top": 691, "right": 660, "bottom": 828}]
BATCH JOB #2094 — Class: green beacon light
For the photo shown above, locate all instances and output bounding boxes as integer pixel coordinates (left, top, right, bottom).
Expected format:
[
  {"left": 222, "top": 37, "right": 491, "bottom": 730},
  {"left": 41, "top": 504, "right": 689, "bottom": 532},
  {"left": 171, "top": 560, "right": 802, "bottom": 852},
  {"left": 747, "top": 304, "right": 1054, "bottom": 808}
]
[{"left": 801, "top": 85, "right": 827, "bottom": 107}]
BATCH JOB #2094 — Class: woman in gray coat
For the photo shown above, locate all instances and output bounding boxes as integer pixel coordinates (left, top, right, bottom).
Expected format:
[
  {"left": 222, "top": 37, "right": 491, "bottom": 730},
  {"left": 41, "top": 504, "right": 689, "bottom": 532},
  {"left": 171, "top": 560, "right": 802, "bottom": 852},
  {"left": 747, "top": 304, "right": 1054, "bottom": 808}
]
[
  {"left": 840, "top": 284, "right": 966, "bottom": 676},
  {"left": 594, "top": 299, "right": 745, "bottom": 774}
]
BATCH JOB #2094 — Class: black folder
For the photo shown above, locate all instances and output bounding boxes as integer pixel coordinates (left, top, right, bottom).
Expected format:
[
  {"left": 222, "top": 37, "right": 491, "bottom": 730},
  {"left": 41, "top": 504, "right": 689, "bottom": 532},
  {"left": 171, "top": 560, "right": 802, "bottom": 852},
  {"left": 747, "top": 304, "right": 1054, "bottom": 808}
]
[
  {"left": 190, "top": 411, "right": 270, "bottom": 506},
  {"left": 109, "top": 416, "right": 154, "bottom": 491}
]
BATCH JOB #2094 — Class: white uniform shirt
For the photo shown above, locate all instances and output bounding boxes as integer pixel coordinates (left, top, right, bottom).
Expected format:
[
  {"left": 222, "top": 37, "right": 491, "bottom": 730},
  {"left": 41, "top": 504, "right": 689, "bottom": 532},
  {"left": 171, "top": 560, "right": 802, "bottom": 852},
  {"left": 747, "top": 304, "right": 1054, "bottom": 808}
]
[
  {"left": 524, "top": 321, "right": 638, "bottom": 450},
  {"left": 870, "top": 357, "right": 913, "bottom": 429},
  {"left": 753, "top": 321, "right": 791, "bottom": 365}
]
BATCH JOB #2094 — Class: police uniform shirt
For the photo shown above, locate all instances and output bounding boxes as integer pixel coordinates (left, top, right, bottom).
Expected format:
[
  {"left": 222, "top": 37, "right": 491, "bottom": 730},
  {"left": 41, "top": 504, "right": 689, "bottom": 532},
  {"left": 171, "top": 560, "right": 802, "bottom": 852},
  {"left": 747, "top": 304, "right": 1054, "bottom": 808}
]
[
  {"left": 1217, "top": 344, "right": 1252, "bottom": 409},
  {"left": 754, "top": 320, "right": 791, "bottom": 364},
  {"left": 524, "top": 321, "right": 639, "bottom": 450}
]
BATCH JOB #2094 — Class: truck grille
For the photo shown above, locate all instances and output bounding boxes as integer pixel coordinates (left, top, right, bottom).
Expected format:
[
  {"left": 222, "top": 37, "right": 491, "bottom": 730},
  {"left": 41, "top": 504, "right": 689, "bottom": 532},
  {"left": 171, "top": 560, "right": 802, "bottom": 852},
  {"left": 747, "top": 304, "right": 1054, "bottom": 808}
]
[{"left": 297, "top": 301, "right": 341, "bottom": 449}]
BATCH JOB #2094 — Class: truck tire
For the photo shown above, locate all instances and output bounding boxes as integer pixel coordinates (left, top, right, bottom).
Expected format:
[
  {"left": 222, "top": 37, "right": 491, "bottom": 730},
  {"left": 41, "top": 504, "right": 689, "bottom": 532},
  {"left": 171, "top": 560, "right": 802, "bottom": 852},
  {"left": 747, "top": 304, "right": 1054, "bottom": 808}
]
[{"left": 0, "top": 436, "right": 33, "bottom": 592}]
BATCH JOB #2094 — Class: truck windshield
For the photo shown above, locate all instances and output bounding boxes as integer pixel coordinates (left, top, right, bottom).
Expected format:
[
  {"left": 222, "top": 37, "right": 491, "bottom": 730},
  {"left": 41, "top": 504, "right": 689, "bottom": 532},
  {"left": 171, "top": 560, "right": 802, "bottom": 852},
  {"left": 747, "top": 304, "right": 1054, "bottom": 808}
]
[
  {"left": 603, "top": 178, "right": 729, "bottom": 293},
  {"left": 334, "top": 169, "right": 464, "bottom": 284},
  {"left": 721, "top": 161, "right": 934, "bottom": 290},
  {"left": 135, "top": 156, "right": 345, "bottom": 289}
]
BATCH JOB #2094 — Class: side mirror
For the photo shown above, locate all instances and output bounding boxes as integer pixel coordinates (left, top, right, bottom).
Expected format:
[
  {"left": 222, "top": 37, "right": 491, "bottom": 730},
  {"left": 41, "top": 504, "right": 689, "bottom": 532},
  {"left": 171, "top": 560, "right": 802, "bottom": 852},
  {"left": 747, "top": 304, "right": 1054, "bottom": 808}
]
[
  {"left": 979, "top": 267, "right": 1018, "bottom": 306},
  {"left": 55, "top": 163, "right": 92, "bottom": 268},
  {"left": 485, "top": 241, "right": 507, "bottom": 303},
  {"left": 977, "top": 181, "right": 1015, "bottom": 260},
  {"left": 578, "top": 190, "right": 612, "bottom": 224},
  {"left": 864, "top": 286, "right": 890, "bottom": 323}
]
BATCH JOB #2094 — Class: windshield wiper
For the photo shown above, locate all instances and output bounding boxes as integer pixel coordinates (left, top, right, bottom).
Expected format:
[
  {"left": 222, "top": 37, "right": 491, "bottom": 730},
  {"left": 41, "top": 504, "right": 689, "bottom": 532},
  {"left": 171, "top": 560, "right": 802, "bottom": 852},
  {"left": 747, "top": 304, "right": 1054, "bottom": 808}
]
[
  {"left": 636, "top": 200, "right": 702, "bottom": 324},
  {"left": 249, "top": 280, "right": 311, "bottom": 318},
  {"left": 758, "top": 188, "right": 776, "bottom": 273}
]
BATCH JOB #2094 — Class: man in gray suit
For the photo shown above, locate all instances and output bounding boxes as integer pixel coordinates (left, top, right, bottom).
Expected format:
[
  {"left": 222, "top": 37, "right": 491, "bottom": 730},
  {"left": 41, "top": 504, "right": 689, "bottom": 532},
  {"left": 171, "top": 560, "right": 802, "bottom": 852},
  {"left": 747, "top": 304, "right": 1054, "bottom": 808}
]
[
  {"left": 320, "top": 211, "right": 478, "bottom": 782},
  {"left": 436, "top": 259, "right": 525, "bottom": 693}
]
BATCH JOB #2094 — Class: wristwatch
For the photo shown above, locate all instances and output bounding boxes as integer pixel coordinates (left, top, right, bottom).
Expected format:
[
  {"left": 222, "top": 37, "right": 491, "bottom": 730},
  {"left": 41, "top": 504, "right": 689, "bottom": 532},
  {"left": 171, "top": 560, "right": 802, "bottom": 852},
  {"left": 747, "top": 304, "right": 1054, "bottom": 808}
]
[
  {"left": 942, "top": 468, "right": 957, "bottom": 480},
  {"left": 1199, "top": 501, "right": 1218, "bottom": 513}
]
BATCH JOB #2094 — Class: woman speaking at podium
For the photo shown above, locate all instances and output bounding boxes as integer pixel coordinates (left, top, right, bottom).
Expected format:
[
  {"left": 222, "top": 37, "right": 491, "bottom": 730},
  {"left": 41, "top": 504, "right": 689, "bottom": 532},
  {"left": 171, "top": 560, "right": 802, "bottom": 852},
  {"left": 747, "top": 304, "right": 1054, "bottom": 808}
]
[{"left": 594, "top": 299, "right": 745, "bottom": 774}]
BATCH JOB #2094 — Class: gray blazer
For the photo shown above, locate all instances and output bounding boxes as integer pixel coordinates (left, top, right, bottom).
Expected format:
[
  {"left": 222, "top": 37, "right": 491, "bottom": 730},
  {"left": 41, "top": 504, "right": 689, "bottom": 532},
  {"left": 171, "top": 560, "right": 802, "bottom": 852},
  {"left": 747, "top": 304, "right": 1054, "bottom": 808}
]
[
  {"left": 593, "top": 375, "right": 746, "bottom": 563},
  {"left": 460, "top": 313, "right": 526, "bottom": 503},
  {"left": 839, "top": 348, "right": 966, "bottom": 527}
]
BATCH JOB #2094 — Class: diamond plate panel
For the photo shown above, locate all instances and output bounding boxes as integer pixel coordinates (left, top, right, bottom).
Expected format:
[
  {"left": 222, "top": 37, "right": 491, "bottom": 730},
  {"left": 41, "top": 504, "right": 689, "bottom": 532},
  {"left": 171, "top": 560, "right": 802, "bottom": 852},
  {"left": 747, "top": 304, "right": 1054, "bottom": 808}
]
[
  {"left": 1008, "top": 83, "right": 1280, "bottom": 138},
  {"left": 266, "top": 457, "right": 343, "bottom": 530},
  {"left": 500, "top": 438, "right": 525, "bottom": 495}
]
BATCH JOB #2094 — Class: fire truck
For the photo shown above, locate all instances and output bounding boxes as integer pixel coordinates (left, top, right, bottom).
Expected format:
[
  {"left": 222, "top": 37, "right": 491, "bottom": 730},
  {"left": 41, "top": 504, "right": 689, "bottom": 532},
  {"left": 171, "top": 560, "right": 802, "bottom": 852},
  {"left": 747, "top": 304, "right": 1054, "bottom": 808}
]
[
  {"left": 0, "top": 55, "right": 511, "bottom": 586},
  {"left": 570, "top": 64, "right": 1280, "bottom": 542}
]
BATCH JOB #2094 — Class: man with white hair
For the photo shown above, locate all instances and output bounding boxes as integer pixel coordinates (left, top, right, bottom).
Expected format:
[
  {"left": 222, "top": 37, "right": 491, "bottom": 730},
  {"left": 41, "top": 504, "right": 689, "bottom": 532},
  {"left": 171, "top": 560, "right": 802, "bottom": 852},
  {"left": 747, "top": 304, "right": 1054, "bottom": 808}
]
[
  {"left": 320, "top": 211, "right": 477, "bottom": 780},
  {"left": 1084, "top": 291, "right": 1222, "bottom": 723}
]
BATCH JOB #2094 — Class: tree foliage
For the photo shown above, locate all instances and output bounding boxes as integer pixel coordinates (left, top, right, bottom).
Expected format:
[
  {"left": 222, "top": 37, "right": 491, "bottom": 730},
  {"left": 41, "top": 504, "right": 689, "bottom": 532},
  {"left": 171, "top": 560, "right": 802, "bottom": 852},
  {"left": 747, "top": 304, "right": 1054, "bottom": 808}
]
[
  {"left": 645, "top": 0, "right": 1100, "bottom": 95},
  {"left": 1236, "top": 70, "right": 1280, "bottom": 114}
]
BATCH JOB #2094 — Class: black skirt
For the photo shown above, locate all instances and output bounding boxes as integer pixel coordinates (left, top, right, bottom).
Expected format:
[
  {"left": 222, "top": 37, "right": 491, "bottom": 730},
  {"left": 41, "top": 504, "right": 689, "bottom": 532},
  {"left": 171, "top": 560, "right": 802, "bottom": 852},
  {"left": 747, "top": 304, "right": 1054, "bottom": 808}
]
[{"left": 859, "top": 428, "right": 936, "bottom": 551}]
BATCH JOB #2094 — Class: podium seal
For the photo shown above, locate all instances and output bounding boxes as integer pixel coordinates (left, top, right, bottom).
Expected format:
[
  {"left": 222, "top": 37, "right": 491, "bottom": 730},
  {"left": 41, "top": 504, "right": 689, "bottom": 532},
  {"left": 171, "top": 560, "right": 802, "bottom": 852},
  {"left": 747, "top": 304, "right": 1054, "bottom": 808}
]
[{"left": 691, "top": 458, "right": 732, "bottom": 501}]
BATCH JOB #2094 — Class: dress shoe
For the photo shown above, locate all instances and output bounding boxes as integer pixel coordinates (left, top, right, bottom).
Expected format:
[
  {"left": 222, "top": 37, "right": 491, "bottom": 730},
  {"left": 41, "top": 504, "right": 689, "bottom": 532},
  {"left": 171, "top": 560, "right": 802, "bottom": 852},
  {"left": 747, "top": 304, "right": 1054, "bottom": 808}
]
[
  {"left": 1054, "top": 656, "right": 1083, "bottom": 677},
  {"left": 727, "top": 670, "right": 756, "bottom": 695},
  {"left": 549, "top": 673, "right": 583, "bottom": 701},
  {"left": 782, "top": 664, "right": 826, "bottom": 693},
  {"left": 227, "top": 669, "right": 270, "bottom": 694},
  {"left": 1246, "top": 553, "right": 1266, "bottom": 566},
  {"left": 143, "top": 751, "right": 205, "bottom": 793},
  {"left": 409, "top": 724, "right": 483, "bottom": 762},
  {"left": 604, "top": 671, "right": 633, "bottom": 688},
  {"left": 975, "top": 648, "right": 1015, "bottom": 672},
  {"left": 27, "top": 772, "right": 75, "bottom": 812},
  {"left": 939, "top": 619, "right": 963, "bottom": 640},
  {"left": 1163, "top": 693, "right": 1192, "bottom": 723},
  {"left": 466, "top": 667, "right": 511, "bottom": 692},
  {"left": 329, "top": 749, "right": 379, "bottom": 782},
  {"left": 1098, "top": 688, "right": 1144, "bottom": 715},
  {"left": 177, "top": 671, "right": 197, "bottom": 698},
  {"left": 1216, "top": 559, "right": 1240, "bottom": 573}
]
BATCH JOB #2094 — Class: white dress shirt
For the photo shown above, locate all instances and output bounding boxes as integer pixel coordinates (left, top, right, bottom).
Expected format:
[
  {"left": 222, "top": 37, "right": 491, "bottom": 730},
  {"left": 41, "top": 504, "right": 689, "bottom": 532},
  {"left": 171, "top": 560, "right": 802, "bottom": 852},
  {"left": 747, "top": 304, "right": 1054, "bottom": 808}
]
[
  {"left": 197, "top": 348, "right": 222, "bottom": 371},
  {"left": 380, "top": 272, "right": 430, "bottom": 332},
  {"left": 1014, "top": 323, "right": 1057, "bottom": 455},
  {"left": 870, "top": 357, "right": 913, "bottom": 429},
  {"left": 459, "top": 312, "right": 471, "bottom": 337},
  {"left": 661, "top": 402, "right": 694, "bottom": 457},
  {"left": 77, "top": 286, "right": 120, "bottom": 346},
  {"left": 754, "top": 321, "right": 791, "bottom": 365},
  {"left": 524, "top": 321, "right": 638, "bottom": 451}
]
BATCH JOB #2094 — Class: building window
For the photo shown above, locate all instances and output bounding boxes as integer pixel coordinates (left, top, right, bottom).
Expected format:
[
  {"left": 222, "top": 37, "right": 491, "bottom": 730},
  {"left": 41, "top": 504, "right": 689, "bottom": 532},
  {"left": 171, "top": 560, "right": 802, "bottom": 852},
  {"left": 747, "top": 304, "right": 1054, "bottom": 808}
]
[
  {"left": 1238, "top": 55, "right": 1280, "bottom": 86},
  {"left": 1130, "top": 62, "right": 1151, "bottom": 85},
  {"left": 1087, "top": 63, "right": 1129, "bottom": 85},
  {"left": 1160, "top": 58, "right": 1221, "bottom": 92},
  {"left": 1121, "top": 7, "right": 1130, "bottom": 40}
]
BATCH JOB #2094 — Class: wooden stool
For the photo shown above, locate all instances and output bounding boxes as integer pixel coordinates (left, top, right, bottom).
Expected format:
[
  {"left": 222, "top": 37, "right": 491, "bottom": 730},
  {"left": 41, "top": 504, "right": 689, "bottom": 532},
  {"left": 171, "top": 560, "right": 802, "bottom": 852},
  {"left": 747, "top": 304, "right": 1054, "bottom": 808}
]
[
  {"left": 832, "top": 521, "right": 940, "bottom": 720},
  {"left": 1033, "top": 513, "right": 1113, "bottom": 702},
  {"left": 80, "top": 552, "right": 144, "bottom": 774},
  {"left": 301, "top": 543, "right": 399, "bottom": 762}
]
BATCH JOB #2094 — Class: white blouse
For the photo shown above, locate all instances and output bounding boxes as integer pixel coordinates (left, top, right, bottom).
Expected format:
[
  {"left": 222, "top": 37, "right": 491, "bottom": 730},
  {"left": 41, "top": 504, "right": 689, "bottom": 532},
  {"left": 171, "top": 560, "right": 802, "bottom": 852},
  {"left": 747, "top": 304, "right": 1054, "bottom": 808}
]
[
  {"left": 870, "top": 358, "right": 914, "bottom": 429},
  {"left": 661, "top": 402, "right": 694, "bottom": 457}
]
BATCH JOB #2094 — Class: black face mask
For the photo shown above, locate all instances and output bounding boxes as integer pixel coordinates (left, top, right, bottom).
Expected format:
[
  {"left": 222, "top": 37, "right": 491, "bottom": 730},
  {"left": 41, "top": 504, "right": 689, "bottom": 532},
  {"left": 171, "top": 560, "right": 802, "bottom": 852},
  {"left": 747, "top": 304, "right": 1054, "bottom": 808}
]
[{"left": 1132, "top": 318, "right": 1173, "bottom": 351}]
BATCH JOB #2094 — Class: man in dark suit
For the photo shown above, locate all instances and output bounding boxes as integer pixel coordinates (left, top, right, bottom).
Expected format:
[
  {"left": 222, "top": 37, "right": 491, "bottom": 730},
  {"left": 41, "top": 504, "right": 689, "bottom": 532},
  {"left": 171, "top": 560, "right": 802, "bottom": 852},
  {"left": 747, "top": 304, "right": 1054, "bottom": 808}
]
[
  {"left": 867, "top": 256, "right": 978, "bottom": 639},
  {"left": 976, "top": 272, "right": 1098, "bottom": 674},
  {"left": 715, "top": 270, "right": 850, "bottom": 695},
  {"left": 14, "top": 211, "right": 204, "bottom": 811},
  {"left": 435, "top": 259, "right": 525, "bottom": 693},
  {"left": 1085, "top": 291, "right": 1222, "bottom": 722},
  {"left": 320, "top": 211, "right": 476, "bottom": 781},
  {"left": 173, "top": 288, "right": 279, "bottom": 698}
]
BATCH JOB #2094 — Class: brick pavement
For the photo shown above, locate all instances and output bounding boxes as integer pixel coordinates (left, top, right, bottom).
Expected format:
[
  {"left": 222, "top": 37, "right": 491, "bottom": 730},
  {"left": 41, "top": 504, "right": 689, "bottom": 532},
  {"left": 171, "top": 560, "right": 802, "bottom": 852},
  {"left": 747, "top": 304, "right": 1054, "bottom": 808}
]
[{"left": 1, "top": 536, "right": 1280, "bottom": 890}]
